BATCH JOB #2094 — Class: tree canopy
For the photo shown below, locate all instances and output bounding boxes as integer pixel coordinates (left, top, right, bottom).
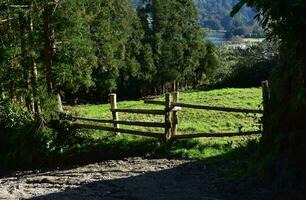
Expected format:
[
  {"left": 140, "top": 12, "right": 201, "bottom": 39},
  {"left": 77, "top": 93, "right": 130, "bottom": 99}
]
[{"left": 232, "top": 0, "right": 306, "bottom": 194}]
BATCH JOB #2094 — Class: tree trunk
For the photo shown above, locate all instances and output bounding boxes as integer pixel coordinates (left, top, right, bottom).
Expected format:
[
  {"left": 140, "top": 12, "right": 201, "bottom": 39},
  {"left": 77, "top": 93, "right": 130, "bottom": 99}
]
[
  {"left": 19, "top": 13, "right": 34, "bottom": 112},
  {"left": 43, "top": 5, "right": 63, "bottom": 113},
  {"left": 29, "top": 14, "right": 42, "bottom": 116},
  {"left": 43, "top": 6, "right": 55, "bottom": 94},
  {"left": 56, "top": 93, "right": 63, "bottom": 112}
]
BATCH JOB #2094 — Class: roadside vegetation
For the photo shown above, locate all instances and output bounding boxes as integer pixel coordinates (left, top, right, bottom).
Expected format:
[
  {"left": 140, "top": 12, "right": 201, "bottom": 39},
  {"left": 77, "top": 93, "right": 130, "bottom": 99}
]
[{"left": 0, "top": 87, "right": 262, "bottom": 170}]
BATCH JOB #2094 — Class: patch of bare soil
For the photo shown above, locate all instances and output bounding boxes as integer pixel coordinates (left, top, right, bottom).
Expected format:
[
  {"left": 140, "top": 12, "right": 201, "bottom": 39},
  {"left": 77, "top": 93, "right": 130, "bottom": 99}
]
[{"left": 0, "top": 157, "right": 271, "bottom": 200}]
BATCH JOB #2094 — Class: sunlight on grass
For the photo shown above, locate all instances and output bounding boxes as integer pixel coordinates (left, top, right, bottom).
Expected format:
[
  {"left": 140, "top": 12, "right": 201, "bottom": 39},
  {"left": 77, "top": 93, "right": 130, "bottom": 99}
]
[
  {"left": 65, "top": 87, "right": 262, "bottom": 134},
  {"left": 64, "top": 88, "right": 262, "bottom": 161}
]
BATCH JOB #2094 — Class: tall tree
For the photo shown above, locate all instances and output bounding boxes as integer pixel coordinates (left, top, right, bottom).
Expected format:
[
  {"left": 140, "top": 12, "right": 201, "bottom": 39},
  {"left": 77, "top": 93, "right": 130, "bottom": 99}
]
[
  {"left": 89, "top": 0, "right": 142, "bottom": 99},
  {"left": 139, "top": 0, "right": 214, "bottom": 90},
  {"left": 42, "top": 0, "right": 96, "bottom": 112},
  {"left": 232, "top": 0, "right": 306, "bottom": 194}
]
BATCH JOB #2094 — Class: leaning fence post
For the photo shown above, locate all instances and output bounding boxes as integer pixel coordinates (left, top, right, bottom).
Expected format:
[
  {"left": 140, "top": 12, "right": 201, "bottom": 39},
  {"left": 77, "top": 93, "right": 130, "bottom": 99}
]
[
  {"left": 165, "top": 93, "right": 171, "bottom": 140},
  {"left": 170, "top": 92, "right": 179, "bottom": 139},
  {"left": 110, "top": 93, "right": 120, "bottom": 136},
  {"left": 261, "top": 80, "right": 270, "bottom": 111}
]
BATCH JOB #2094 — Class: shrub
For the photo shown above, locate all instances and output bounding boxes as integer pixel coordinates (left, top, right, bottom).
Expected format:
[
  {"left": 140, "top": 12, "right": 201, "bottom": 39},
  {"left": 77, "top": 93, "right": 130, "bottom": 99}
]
[
  {"left": 0, "top": 100, "right": 54, "bottom": 167},
  {"left": 209, "top": 41, "right": 278, "bottom": 88}
]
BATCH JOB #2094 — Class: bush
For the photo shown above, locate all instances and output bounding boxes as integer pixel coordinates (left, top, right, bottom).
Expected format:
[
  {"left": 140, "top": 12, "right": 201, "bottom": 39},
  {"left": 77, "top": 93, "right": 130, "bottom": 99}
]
[
  {"left": 209, "top": 41, "right": 278, "bottom": 88},
  {"left": 0, "top": 100, "right": 92, "bottom": 168},
  {"left": 0, "top": 100, "right": 53, "bottom": 167}
]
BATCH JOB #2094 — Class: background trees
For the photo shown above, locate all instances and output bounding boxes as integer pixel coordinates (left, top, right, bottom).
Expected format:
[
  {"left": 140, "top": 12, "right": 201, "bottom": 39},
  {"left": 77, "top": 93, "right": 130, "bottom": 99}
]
[
  {"left": 1, "top": 0, "right": 216, "bottom": 107},
  {"left": 0, "top": 0, "right": 97, "bottom": 114},
  {"left": 133, "top": 0, "right": 264, "bottom": 38},
  {"left": 137, "top": 0, "right": 216, "bottom": 94}
]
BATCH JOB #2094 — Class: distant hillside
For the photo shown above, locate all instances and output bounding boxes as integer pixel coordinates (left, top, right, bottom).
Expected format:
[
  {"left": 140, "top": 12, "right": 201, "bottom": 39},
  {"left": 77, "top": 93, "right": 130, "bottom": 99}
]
[
  {"left": 131, "top": 0, "right": 263, "bottom": 38},
  {"left": 196, "top": 0, "right": 262, "bottom": 37}
]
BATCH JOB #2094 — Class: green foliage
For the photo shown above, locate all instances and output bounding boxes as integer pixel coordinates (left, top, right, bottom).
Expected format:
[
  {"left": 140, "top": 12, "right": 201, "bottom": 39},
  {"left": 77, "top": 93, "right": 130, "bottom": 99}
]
[
  {"left": 52, "top": 0, "right": 97, "bottom": 93},
  {"left": 210, "top": 42, "right": 277, "bottom": 87},
  {"left": 232, "top": 0, "right": 306, "bottom": 194},
  {"left": 0, "top": 100, "right": 33, "bottom": 130},
  {"left": 0, "top": 100, "right": 50, "bottom": 167},
  {"left": 133, "top": 0, "right": 217, "bottom": 92}
]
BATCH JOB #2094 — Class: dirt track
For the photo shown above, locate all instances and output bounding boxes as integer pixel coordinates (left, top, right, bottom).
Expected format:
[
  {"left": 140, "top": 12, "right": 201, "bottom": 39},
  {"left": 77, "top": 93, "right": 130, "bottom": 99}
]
[{"left": 0, "top": 157, "right": 270, "bottom": 200}]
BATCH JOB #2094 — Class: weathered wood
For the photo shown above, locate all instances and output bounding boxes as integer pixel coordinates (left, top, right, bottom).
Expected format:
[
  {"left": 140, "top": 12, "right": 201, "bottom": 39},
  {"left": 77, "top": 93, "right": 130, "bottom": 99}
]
[
  {"left": 165, "top": 93, "right": 171, "bottom": 140},
  {"left": 111, "top": 108, "right": 166, "bottom": 115},
  {"left": 72, "top": 123, "right": 163, "bottom": 138},
  {"left": 71, "top": 117, "right": 114, "bottom": 123},
  {"left": 171, "top": 92, "right": 179, "bottom": 139},
  {"left": 71, "top": 116, "right": 166, "bottom": 128},
  {"left": 172, "top": 106, "right": 182, "bottom": 111},
  {"left": 174, "top": 103, "right": 263, "bottom": 114},
  {"left": 144, "top": 100, "right": 182, "bottom": 111},
  {"left": 114, "top": 120, "right": 167, "bottom": 128},
  {"left": 110, "top": 93, "right": 120, "bottom": 135},
  {"left": 173, "top": 131, "right": 262, "bottom": 139},
  {"left": 144, "top": 100, "right": 165, "bottom": 106}
]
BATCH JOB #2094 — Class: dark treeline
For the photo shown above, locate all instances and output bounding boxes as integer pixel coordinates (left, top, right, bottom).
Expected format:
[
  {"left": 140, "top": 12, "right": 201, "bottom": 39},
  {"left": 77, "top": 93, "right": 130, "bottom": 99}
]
[{"left": 0, "top": 0, "right": 217, "bottom": 112}]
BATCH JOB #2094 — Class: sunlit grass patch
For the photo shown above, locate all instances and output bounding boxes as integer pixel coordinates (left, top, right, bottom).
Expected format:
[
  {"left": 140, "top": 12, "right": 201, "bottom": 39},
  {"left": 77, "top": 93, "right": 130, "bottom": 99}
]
[{"left": 63, "top": 88, "right": 262, "bottom": 163}]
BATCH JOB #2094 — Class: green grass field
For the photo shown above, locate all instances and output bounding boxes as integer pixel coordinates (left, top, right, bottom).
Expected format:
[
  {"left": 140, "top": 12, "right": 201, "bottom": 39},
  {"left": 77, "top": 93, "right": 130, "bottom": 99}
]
[
  {"left": 64, "top": 88, "right": 263, "bottom": 161},
  {"left": 66, "top": 87, "right": 263, "bottom": 134}
]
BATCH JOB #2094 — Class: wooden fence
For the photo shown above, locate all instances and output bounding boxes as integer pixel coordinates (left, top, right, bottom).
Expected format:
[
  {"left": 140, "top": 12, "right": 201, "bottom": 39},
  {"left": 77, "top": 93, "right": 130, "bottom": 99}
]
[
  {"left": 66, "top": 81, "right": 270, "bottom": 140},
  {"left": 69, "top": 93, "right": 172, "bottom": 140}
]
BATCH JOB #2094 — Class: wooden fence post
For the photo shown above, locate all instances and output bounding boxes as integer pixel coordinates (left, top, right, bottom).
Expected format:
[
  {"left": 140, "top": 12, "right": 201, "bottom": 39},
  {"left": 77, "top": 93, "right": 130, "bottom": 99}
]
[
  {"left": 165, "top": 93, "right": 171, "bottom": 140},
  {"left": 171, "top": 92, "right": 179, "bottom": 139},
  {"left": 110, "top": 93, "right": 120, "bottom": 136},
  {"left": 261, "top": 80, "right": 270, "bottom": 134},
  {"left": 261, "top": 80, "right": 270, "bottom": 111}
]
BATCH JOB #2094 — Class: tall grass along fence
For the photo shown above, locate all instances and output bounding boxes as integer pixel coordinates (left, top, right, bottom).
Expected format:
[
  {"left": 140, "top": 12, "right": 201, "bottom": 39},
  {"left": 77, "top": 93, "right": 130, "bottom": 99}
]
[{"left": 63, "top": 81, "right": 270, "bottom": 140}]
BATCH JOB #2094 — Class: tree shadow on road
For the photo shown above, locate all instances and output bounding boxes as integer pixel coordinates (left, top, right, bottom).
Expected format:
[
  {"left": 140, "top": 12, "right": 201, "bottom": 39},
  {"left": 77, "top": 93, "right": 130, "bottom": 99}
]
[{"left": 4, "top": 138, "right": 275, "bottom": 200}]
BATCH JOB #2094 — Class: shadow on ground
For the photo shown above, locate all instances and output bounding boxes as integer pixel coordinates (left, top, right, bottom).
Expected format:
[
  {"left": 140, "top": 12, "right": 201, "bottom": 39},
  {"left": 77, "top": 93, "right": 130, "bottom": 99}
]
[{"left": 0, "top": 139, "right": 274, "bottom": 200}]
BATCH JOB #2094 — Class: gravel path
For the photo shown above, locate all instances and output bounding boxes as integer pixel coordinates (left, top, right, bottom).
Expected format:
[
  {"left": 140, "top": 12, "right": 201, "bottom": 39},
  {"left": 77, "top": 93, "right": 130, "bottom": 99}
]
[{"left": 0, "top": 157, "right": 270, "bottom": 200}]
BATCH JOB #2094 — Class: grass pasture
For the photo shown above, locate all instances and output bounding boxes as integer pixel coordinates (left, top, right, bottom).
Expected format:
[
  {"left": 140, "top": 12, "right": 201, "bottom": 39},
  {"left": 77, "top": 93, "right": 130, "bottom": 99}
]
[
  {"left": 64, "top": 88, "right": 263, "bottom": 161},
  {"left": 66, "top": 87, "right": 263, "bottom": 135}
]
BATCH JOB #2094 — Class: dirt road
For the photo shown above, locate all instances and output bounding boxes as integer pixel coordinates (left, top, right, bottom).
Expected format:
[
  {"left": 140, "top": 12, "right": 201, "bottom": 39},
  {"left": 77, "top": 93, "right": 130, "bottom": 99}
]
[{"left": 0, "top": 157, "right": 270, "bottom": 200}]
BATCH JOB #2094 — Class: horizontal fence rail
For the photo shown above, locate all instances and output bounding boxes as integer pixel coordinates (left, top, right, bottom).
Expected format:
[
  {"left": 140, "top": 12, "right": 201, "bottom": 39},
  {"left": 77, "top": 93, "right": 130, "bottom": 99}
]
[
  {"left": 73, "top": 123, "right": 163, "bottom": 138},
  {"left": 172, "top": 131, "right": 262, "bottom": 139},
  {"left": 71, "top": 116, "right": 113, "bottom": 123},
  {"left": 144, "top": 100, "right": 165, "bottom": 106},
  {"left": 111, "top": 108, "right": 166, "bottom": 115},
  {"left": 144, "top": 100, "right": 263, "bottom": 114},
  {"left": 174, "top": 103, "right": 263, "bottom": 114},
  {"left": 71, "top": 117, "right": 167, "bottom": 128}
]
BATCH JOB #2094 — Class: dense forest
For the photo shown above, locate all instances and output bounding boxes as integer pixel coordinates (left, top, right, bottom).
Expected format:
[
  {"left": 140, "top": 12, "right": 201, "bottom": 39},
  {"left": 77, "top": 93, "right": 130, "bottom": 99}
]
[
  {"left": 0, "top": 0, "right": 217, "bottom": 110},
  {"left": 133, "top": 0, "right": 263, "bottom": 38}
]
